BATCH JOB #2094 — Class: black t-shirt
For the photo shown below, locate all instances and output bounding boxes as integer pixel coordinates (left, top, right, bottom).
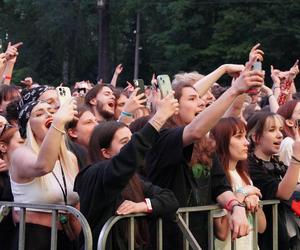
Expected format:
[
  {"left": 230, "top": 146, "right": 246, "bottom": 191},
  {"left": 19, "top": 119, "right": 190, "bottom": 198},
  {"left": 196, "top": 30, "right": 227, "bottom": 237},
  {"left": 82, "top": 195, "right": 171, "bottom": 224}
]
[
  {"left": 144, "top": 127, "right": 231, "bottom": 250},
  {"left": 248, "top": 153, "right": 291, "bottom": 250}
]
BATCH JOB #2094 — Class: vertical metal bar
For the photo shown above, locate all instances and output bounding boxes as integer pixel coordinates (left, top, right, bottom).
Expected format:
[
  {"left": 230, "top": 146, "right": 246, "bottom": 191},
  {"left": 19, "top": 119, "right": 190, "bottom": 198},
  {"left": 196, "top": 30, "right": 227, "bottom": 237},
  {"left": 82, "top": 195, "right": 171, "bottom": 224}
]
[
  {"left": 253, "top": 212, "right": 258, "bottom": 250},
  {"left": 272, "top": 204, "right": 278, "bottom": 250},
  {"left": 231, "top": 238, "right": 237, "bottom": 250},
  {"left": 50, "top": 210, "right": 58, "bottom": 250},
  {"left": 157, "top": 218, "right": 163, "bottom": 250},
  {"left": 208, "top": 210, "right": 214, "bottom": 250},
  {"left": 183, "top": 212, "right": 189, "bottom": 250},
  {"left": 18, "top": 208, "right": 26, "bottom": 250},
  {"left": 128, "top": 217, "right": 135, "bottom": 250},
  {"left": 134, "top": 12, "right": 140, "bottom": 79}
]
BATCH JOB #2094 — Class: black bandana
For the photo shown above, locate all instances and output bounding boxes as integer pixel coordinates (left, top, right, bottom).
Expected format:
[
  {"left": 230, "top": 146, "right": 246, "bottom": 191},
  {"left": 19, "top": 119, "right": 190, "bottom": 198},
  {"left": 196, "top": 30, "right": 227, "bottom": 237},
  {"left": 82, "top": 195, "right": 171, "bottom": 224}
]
[
  {"left": 18, "top": 86, "right": 50, "bottom": 111},
  {"left": 18, "top": 100, "right": 39, "bottom": 139}
]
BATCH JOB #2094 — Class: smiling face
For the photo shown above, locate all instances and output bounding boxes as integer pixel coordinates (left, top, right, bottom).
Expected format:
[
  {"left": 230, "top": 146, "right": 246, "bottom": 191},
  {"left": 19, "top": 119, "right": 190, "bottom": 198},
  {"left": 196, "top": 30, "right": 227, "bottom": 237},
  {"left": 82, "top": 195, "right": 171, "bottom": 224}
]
[
  {"left": 29, "top": 102, "right": 56, "bottom": 144},
  {"left": 177, "top": 87, "right": 205, "bottom": 125}
]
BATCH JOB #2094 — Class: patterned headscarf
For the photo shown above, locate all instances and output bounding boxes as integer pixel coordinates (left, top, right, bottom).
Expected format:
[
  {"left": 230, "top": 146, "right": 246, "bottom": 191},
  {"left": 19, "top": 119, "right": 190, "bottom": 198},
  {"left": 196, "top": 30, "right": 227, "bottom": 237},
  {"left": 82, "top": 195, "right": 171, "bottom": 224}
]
[
  {"left": 18, "top": 86, "right": 50, "bottom": 111},
  {"left": 18, "top": 100, "right": 39, "bottom": 139}
]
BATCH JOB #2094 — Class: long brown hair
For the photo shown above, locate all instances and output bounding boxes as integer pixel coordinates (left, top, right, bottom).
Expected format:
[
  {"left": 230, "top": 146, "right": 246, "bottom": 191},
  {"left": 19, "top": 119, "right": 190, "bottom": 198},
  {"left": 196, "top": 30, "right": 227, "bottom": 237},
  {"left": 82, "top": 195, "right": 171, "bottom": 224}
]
[
  {"left": 210, "top": 117, "right": 251, "bottom": 186},
  {"left": 277, "top": 99, "right": 300, "bottom": 138},
  {"left": 88, "top": 121, "right": 149, "bottom": 246}
]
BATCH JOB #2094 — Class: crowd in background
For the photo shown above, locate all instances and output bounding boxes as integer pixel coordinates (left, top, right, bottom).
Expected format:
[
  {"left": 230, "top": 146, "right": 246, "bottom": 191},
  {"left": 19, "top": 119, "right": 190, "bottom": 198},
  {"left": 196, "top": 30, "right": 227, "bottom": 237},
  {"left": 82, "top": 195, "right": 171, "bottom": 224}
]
[{"left": 0, "top": 42, "right": 300, "bottom": 250}]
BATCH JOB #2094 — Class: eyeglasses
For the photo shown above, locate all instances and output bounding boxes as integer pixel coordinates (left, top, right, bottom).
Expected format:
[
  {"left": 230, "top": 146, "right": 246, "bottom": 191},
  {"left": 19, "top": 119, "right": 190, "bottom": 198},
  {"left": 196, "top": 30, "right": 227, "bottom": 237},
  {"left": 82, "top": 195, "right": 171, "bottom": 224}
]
[{"left": 0, "top": 123, "right": 14, "bottom": 138}]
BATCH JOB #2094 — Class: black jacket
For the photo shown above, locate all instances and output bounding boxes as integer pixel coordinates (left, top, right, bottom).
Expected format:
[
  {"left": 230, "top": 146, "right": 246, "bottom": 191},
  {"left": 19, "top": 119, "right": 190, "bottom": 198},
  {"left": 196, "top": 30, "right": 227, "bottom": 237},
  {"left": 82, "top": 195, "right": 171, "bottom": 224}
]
[{"left": 74, "top": 123, "right": 179, "bottom": 250}]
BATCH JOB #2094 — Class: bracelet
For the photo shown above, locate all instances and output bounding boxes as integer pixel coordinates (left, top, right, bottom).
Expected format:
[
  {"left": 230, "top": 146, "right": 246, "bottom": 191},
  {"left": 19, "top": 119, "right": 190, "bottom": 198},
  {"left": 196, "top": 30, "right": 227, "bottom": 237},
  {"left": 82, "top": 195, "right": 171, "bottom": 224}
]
[
  {"left": 3, "top": 75, "right": 11, "bottom": 80},
  {"left": 121, "top": 111, "right": 133, "bottom": 117},
  {"left": 224, "top": 198, "right": 238, "bottom": 211},
  {"left": 236, "top": 187, "right": 248, "bottom": 197},
  {"left": 144, "top": 198, "right": 153, "bottom": 213},
  {"left": 231, "top": 202, "right": 246, "bottom": 213},
  {"left": 51, "top": 124, "right": 66, "bottom": 135},
  {"left": 292, "top": 155, "right": 300, "bottom": 163},
  {"left": 149, "top": 117, "right": 164, "bottom": 131}
]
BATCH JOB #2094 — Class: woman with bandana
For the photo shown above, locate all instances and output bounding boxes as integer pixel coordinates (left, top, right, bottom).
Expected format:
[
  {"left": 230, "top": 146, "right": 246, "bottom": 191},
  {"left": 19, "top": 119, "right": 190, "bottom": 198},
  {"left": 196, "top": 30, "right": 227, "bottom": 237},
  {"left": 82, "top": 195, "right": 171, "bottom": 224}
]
[{"left": 9, "top": 96, "right": 80, "bottom": 250}]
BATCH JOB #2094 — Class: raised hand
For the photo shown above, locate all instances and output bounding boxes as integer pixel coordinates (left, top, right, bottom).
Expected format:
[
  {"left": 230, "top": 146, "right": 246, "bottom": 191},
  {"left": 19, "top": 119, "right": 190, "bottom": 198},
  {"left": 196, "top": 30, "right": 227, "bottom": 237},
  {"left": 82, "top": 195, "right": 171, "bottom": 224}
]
[
  {"left": 231, "top": 56, "right": 265, "bottom": 94},
  {"left": 52, "top": 98, "right": 78, "bottom": 127},
  {"left": 249, "top": 43, "right": 264, "bottom": 62},
  {"left": 5, "top": 42, "right": 22, "bottom": 63},
  {"left": 270, "top": 65, "right": 281, "bottom": 87},
  {"left": 123, "top": 88, "right": 146, "bottom": 114},
  {"left": 224, "top": 64, "right": 245, "bottom": 79},
  {"left": 289, "top": 59, "right": 299, "bottom": 81},
  {"left": 114, "top": 64, "right": 123, "bottom": 75}
]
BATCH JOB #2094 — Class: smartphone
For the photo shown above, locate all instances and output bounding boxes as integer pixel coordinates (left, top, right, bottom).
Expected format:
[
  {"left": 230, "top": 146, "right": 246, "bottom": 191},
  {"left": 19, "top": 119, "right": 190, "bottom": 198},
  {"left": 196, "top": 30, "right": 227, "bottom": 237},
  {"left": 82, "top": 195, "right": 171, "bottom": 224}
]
[
  {"left": 56, "top": 86, "right": 71, "bottom": 106},
  {"left": 157, "top": 75, "right": 173, "bottom": 98},
  {"left": 252, "top": 60, "right": 262, "bottom": 71},
  {"left": 133, "top": 79, "right": 145, "bottom": 95}
]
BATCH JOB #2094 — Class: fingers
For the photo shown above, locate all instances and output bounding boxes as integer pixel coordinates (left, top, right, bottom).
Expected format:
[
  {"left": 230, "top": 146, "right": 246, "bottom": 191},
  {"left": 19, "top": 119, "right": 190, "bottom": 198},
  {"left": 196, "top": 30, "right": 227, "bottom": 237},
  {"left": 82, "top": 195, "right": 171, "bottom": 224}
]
[
  {"left": 251, "top": 43, "right": 260, "bottom": 52},
  {"left": 12, "top": 42, "right": 23, "bottom": 49},
  {"left": 245, "top": 55, "right": 258, "bottom": 71},
  {"left": 292, "top": 59, "right": 299, "bottom": 68}
]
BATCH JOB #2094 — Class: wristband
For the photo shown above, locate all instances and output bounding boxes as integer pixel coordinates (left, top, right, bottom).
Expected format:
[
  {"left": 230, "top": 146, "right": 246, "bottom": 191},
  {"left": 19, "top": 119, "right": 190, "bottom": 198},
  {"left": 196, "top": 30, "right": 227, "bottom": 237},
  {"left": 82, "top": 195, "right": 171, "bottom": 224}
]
[
  {"left": 236, "top": 187, "right": 248, "bottom": 197},
  {"left": 121, "top": 111, "right": 133, "bottom": 117},
  {"left": 224, "top": 198, "right": 238, "bottom": 212},
  {"left": 3, "top": 76, "right": 11, "bottom": 80},
  {"left": 144, "top": 198, "right": 153, "bottom": 213}
]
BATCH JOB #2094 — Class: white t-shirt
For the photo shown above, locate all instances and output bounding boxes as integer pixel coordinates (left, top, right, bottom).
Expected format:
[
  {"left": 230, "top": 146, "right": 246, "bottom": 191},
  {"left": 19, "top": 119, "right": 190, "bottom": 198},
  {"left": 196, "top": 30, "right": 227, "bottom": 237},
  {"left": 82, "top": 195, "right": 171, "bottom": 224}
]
[
  {"left": 279, "top": 136, "right": 294, "bottom": 166},
  {"left": 214, "top": 169, "right": 257, "bottom": 250}
]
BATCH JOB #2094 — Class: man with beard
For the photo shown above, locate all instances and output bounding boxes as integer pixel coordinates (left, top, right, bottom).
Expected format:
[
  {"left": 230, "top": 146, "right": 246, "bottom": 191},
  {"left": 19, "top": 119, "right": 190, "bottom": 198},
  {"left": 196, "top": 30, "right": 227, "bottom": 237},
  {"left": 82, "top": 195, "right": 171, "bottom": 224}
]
[{"left": 84, "top": 84, "right": 116, "bottom": 122}]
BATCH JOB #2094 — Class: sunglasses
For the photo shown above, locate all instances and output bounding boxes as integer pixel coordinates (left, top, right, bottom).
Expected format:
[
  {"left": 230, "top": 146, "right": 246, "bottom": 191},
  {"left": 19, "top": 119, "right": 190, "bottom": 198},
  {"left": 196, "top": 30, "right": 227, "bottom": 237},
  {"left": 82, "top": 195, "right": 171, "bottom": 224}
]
[{"left": 0, "top": 123, "right": 14, "bottom": 138}]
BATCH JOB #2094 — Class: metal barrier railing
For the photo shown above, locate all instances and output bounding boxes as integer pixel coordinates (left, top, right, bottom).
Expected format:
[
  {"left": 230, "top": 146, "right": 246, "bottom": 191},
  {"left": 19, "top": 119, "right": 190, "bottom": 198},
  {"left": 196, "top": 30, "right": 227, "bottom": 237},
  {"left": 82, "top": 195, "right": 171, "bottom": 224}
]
[
  {"left": 98, "top": 200, "right": 280, "bottom": 250},
  {"left": 0, "top": 201, "right": 93, "bottom": 250}
]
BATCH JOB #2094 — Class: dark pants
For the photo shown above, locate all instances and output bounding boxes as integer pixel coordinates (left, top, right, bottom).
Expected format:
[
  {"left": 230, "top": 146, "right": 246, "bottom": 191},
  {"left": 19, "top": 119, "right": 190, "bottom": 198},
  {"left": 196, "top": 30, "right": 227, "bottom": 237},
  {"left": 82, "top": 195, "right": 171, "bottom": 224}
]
[{"left": 11, "top": 223, "right": 79, "bottom": 250}]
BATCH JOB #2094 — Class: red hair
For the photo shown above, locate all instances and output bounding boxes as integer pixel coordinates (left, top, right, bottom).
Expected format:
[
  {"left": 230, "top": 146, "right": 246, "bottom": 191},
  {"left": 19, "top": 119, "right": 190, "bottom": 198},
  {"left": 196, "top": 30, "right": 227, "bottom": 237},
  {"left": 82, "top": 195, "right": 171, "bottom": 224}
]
[{"left": 210, "top": 117, "right": 251, "bottom": 186}]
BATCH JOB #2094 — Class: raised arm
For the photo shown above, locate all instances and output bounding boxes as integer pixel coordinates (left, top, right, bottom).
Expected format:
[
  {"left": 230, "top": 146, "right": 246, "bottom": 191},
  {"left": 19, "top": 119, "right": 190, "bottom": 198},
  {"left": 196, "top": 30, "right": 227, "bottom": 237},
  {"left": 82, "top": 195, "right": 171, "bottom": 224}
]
[
  {"left": 110, "top": 64, "right": 123, "bottom": 87},
  {"left": 193, "top": 64, "right": 244, "bottom": 97},
  {"left": 11, "top": 98, "right": 77, "bottom": 181},
  {"left": 183, "top": 58, "right": 264, "bottom": 146}
]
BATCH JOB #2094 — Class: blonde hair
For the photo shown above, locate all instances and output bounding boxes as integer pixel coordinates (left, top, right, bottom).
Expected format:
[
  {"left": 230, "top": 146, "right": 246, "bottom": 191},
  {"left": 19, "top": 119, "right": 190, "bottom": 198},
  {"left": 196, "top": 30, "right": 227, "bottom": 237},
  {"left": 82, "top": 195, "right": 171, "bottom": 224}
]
[
  {"left": 172, "top": 71, "right": 204, "bottom": 87},
  {"left": 25, "top": 122, "right": 78, "bottom": 179}
]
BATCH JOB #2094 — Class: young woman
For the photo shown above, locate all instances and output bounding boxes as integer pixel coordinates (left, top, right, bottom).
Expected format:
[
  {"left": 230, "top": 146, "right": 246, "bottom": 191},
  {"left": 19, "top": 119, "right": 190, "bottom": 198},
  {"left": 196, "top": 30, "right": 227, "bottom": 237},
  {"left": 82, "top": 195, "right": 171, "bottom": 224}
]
[
  {"left": 210, "top": 117, "right": 266, "bottom": 249},
  {"left": 10, "top": 98, "right": 80, "bottom": 250},
  {"left": 247, "top": 111, "right": 300, "bottom": 250},
  {"left": 277, "top": 100, "right": 300, "bottom": 167},
  {"left": 74, "top": 94, "right": 180, "bottom": 250}
]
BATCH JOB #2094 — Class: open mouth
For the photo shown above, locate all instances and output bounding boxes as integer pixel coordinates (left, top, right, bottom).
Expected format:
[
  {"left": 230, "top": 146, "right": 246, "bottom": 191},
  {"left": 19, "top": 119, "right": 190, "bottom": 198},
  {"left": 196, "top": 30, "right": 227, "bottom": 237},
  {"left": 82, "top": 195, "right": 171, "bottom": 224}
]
[
  {"left": 45, "top": 118, "right": 53, "bottom": 129},
  {"left": 273, "top": 142, "right": 281, "bottom": 146},
  {"left": 107, "top": 101, "right": 115, "bottom": 109}
]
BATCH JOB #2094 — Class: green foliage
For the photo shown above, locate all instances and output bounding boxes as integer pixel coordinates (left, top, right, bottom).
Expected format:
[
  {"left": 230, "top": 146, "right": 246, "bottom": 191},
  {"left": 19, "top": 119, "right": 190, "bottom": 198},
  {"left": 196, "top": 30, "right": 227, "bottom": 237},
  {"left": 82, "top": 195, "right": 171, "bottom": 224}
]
[{"left": 1, "top": 0, "right": 300, "bottom": 87}]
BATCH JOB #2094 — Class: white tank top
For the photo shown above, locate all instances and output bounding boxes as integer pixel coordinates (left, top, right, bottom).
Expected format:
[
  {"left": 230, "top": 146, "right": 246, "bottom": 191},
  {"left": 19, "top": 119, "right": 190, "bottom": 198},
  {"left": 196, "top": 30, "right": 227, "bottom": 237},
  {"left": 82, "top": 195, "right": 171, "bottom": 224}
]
[{"left": 10, "top": 161, "right": 79, "bottom": 209}]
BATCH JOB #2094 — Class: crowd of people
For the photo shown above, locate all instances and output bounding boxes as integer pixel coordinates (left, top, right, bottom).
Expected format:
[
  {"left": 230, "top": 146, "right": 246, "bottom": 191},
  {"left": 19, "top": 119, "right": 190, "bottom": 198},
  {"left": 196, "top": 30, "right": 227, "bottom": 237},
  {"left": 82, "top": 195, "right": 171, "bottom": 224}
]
[{"left": 0, "top": 41, "right": 299, "bottom": 250}]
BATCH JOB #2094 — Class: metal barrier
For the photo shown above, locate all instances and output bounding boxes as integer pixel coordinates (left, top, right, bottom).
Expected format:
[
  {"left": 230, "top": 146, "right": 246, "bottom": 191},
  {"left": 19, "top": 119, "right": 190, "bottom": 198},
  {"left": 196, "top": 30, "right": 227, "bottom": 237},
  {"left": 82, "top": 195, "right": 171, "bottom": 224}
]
[
  {"left": 98, "top": 200, "right": 280, "bottom": 250},
  {"left": 0, "top": 201, "right": 93, "bottom": 250}
]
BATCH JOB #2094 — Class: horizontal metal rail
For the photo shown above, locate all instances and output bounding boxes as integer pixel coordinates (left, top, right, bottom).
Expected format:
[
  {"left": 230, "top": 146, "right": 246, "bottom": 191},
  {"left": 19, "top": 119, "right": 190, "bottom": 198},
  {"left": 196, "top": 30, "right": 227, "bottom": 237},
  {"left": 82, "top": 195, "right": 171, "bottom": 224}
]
[
  {"left": 0, "top": 201, "right": 93, "bottom": 250},
  {"left": 98, "top": 200, "right": 280, "bottom": 250}
]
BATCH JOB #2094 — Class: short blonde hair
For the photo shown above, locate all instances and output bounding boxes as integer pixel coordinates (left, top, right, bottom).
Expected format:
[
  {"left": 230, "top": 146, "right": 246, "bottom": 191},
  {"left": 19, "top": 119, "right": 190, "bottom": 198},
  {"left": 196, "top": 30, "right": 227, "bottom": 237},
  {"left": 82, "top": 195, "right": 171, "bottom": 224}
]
[{"left": 172, "top": 71, "right": 204, "bottom": 87}]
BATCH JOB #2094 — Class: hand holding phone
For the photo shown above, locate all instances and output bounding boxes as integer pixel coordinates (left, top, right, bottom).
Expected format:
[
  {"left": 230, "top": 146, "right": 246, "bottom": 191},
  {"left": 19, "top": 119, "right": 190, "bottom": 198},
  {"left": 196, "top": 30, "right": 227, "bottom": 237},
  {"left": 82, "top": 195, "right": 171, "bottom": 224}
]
[
  {"left": 157, "top": 75, "right": 173, "bottom": 98},
  {"left": 56, "top": 86, "right": 72, "bottom": 106}
]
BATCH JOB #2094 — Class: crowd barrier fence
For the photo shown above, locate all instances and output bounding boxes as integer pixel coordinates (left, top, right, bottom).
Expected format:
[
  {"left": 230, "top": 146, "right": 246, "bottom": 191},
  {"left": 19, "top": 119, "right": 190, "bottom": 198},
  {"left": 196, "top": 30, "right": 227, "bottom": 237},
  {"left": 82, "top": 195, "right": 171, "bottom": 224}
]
[
  {"left": 98, "top": 200, "right": 280, "bottom": 250},
  {"left": 0, "top": 201, "right": 93, "bottom": 250}
]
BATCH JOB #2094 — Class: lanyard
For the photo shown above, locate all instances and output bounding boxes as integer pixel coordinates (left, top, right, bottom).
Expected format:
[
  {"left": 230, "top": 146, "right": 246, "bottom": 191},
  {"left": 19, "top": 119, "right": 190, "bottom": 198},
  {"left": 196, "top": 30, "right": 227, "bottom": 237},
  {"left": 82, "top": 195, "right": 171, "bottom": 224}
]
[{"left": 52, "top": 159, "right": 68, "bottom": 205}]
